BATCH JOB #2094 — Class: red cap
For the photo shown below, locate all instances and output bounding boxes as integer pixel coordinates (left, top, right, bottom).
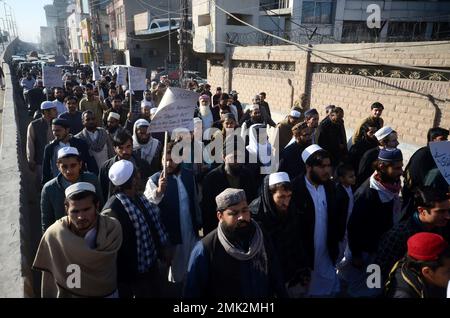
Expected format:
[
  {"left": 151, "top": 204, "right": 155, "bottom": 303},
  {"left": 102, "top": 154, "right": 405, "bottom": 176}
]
[{"left": 407, "top": 232, "right": 448, "bottom": 261}]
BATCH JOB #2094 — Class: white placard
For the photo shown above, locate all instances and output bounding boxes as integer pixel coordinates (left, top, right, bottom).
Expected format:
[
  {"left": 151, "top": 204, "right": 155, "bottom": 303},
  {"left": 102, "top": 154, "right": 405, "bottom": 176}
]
[
  {"left": 149, "top": 87, "right": 199, "bottom": 133},
  {"left": 91, "top": 61, "right": 101, "bottom": 81},
  {"left": 116, "top": 66, "right": 127, "bottom": 86},
  {"left": 429, "top": 141, "right": 450, "bottom": 185},
  {"left": 42, "top": 66, "right": 63, "bottom": 88},
  {"left": 128, "top": 66, "right": 147, "bottom": 91}
]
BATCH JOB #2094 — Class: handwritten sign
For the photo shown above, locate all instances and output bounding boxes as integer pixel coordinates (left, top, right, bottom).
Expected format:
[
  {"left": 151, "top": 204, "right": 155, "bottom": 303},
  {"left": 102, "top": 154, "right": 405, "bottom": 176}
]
[
  {"left": 42, "top": 66, "right": 63, "bottom": 88},
  {"left": 116, "top": 66, "right": 127, "bottom": 86},
  {"left": 430, "top": 141, "right": 450, "bottom": 185},
  {"left": 91, "top": 61, "right": 101, "bottom": 81},
  {"left": 149, "top": 87, "right": 199, "bottom": 133},
  {"left": 128, "top": 66, "right": 147, "bottom": 91}
]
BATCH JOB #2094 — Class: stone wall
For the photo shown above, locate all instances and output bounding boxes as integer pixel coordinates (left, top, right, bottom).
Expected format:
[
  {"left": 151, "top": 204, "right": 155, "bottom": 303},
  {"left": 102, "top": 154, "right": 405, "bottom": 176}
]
[{"left": 207, "top": 41, "right": 450, "bottom": 156}]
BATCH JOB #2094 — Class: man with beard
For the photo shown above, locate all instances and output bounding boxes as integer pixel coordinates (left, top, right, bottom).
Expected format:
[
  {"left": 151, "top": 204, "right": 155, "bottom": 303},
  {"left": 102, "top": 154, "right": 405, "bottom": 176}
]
[
  {"left": 201, "top": 143, "right": 257, "bottom": 235},
  {"left": 278, "top": 122, "right": 312, "bottom": 180},
  {"left": 73, "top": 85, "right": 85, "bottom": 102},
  {"left": 291, "top": 145, "right": 342, "bottom": 297},
  {"left": 376, "top": 187, "right": 450, "bottom": 283},
  {"left": 184, "top": 188, "right": 287, "bottom": 298},
  {"left": 229, "top": 90, "right": 243, "bottom": 121},
  {"left": 197, "top": 94, "right": 213, "bottom": 132},
  {"left": 104, "top": 87, "right": 118, "bottom": 109},
  {"left": 348, "top": 125, "right": 378, "bottom": 172},
  {"left": 212, "top": 87, "right": 222, "bottom": 107},
  {"left": 42, "top": 118, "right": 97, "bottom": 184},
  {"left": 41, "top": 147, "right": 103, "bottom": 232},
  {"left": 276, "top": 109, "right": 302, "bottom": 150},
  {"left": 240, "top": 104, "right": 264, "bottom": 145},
  {"left": 33, "top": 182, "right": 122, "bottom": 298},
  {"left": 258, "top": 92, "right": 276, "bottom": 127},
  {"left": 141, "top": 90, "right": 154, "bottom": 109},
  {"left": 356, "top": 126, "right": 399, "bottom": 188},
  {"left": 59, "top": 96, "right": 83, "bottom": 135},
  {"left": 348, "top": 148, "right": 404, "bottom": 271},
  {"left": 105, "top": 112, "right": 124, "bottom": 138},
  {"left": 317, "top": 107, "right": 348, "bottom": 167},
  {"left": 76, "top": 110, "right": 114, "bottom": 170},
  {"left": 250, "top": 172, "right": 309, "bottom": 297},
  {"left": 102, "top": 160, "right": 171, "bottom": 297},
  {"left": 211, "top": 93, "right": 236, "bottom": 123},
  {"left": 103, "top": 95, "right": 127, "bottom": 127},
  {"left": 99, "top": 130, "right": 152, "bottom": 201},
  {"left": 144, "top": 141, "right": 201, "bottom": 293},
  {"left": 352, "top": 102, "right": 384, "bottom": 145},
  {"left": 52, "top": 87, "right": 67, "bottom": 116},
  {"left": 79, "top": 84, "right": 108, "bottom": 127},
  {"left": 132, "top": 119, "right": 161, "bottom": 173}
]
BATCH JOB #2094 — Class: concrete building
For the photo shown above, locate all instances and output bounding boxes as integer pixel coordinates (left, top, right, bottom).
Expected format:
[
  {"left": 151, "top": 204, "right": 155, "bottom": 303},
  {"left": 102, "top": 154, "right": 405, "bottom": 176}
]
[
  {"left": 192, "top": 0, "right": 450, "bottom": 53},
  {"left": 42, "top": 0, "right": 75, "bottom": 55},
  {"left": 67, "top": 3, "right": 89, "bottom": 63}
]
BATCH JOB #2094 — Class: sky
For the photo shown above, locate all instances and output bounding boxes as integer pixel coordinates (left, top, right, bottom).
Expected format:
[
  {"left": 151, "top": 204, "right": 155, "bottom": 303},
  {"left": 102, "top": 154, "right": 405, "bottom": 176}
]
[{"left": 5, "top": 0, "right": 54, "bottom": 43}]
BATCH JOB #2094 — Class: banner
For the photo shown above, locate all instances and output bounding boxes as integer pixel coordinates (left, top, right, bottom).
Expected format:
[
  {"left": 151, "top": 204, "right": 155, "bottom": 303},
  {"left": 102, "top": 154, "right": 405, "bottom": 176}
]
[
  {"left": 116, "top": 66, "right": 127, "bottom": 86},
  {"left": 149, "top": 87, "right": 199, "bottom": 133},
  {"left": 42, "top": 66, "right": 63, "bottom": 88},
  {"left": 429, "top": 141, "right": 450, "bottom": 185},
  {"left": 91, "top": 61, "right": 101, "bottom": 81},
  {"left": 128, "top": 66, "right": 147, "bottom": 91}
]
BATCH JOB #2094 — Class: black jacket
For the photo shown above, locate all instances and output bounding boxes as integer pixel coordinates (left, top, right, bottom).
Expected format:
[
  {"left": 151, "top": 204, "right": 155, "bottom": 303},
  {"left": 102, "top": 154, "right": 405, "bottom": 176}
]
[
  {"left": 348, "top": 178, "right": 395, "bottom": 258},
  {"left": 98, "top": 155, "right": 154, "bottom": 202},
  {"left": 201, "top": 164, "right": 257, "bottom": 235},
  {"left": 335, "top": 183, "right": 352, "bottom": 242},
  {"left": 250, "top": 176, "right": 308, "bottom": 283},
  {"left": 317, "top": 118, "right": 348, "bottom": 166},
  {"left": 278, "top": 142, "right": 307, "bottom": 180},
  {"left": 356, "top": 147, "right": 379, "bottom": 188},
  {"left": 291, "top": 175, "right": 341, "bottom": 268}
]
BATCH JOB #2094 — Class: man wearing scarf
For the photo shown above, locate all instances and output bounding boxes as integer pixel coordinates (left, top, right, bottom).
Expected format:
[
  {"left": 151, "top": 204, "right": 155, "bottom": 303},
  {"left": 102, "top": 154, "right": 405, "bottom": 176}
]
[
  {"left": 184, "top": 188, "right": 287, "bottom": 298},
  {"left": 102, "top": 160, "right": 170, "bottom": 297},
  {"left": 76, "top": 110, "right": 114, "bottom": 170},
  {"left": 250, "top": 173, "right": 309, "bottom": 297},
  {"left": 132, "top": 119, "right": 161, "bottom": 173},
  {"left": 348, "top": 148, "right": 404, "bottom": 271},
  {"left": 33, "top": 182, "right": 122, "bottom": 298}
]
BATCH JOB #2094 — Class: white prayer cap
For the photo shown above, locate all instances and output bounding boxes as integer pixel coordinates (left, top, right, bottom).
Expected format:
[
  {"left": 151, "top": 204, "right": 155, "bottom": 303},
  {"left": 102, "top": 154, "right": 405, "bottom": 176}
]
[
  {"left": 107, "top": 112, "right": 121, "bottom": 121},
  {"left": 375, "top": 126, "right": 394, "bottom": 141},
  {"left": 150, "top": 107, "right": 158, "bottom": 115},
  {"left": 57, "top": 146, "right": 80, "bottom": 160},
  {"left": 125, "top": 89, "right": 135, "bottom": 95},
  {"left": 269, "top": 172, "right": 290, "bottom": 186},
  {"left": 41, "top": 101, "right": 57, "bottom": 110},
  {"left": 135, "top": 119, "right": 150, "bottom": 128},
  {"left": 65, "top": 182, "right": 96, "bottom": 198},
  {"left": 290, "top": 110, "right": 301, "bottom": 118},
  {"left": 302, "top": 144, "right": 323, "bottom": 163},
  {"left": 108, "top": 160, "right": 134, "bottom": 186}
]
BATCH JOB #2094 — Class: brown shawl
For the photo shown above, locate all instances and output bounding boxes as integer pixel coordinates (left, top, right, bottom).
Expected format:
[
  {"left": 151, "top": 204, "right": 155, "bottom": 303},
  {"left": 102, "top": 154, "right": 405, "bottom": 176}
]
[{"left": 32, "top": 215, "right": 122, "bottom": 298}]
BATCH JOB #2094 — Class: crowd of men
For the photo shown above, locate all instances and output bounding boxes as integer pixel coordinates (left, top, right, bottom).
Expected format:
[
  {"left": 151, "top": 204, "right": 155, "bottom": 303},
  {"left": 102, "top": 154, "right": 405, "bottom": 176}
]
[{"left": 16, "top": 64, "right": 450, "bottom": 298}]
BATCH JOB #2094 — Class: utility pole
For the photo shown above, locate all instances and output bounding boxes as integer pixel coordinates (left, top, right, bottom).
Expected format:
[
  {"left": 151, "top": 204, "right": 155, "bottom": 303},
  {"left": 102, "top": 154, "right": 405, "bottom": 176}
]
[
  {"left": 179, "top": 0, "right": 188, "bottom": 88},
  {"left": 168, "top": 0, "right": 172, "bottom": 66}
]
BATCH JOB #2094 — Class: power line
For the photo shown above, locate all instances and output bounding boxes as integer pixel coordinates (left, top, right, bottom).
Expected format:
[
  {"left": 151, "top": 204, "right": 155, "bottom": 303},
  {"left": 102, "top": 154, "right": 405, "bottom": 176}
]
[{"left": 212, "top": 0, "right": 450, "bottom": 74}]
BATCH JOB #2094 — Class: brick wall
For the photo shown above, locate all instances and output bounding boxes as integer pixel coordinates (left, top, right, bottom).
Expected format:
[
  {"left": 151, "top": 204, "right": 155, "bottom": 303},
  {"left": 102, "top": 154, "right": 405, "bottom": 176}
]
[{"left": 207, "top": 41, "right": 450, "bottom": 152}]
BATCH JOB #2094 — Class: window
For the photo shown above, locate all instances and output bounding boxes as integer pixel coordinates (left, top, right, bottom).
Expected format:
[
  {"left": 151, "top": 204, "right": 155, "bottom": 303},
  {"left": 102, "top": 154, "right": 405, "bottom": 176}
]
[
  {"left": 198, "top": 14, "right": 211, "bottom": 27},
  {"left": 116, "top": 6, "right": 125, "bottom": 29},
  {"left": 226, "top": 13, "right": 252, "bottom": 26},
  {"left": 302, "top": 1, "right": 334, "bottom": 24}
]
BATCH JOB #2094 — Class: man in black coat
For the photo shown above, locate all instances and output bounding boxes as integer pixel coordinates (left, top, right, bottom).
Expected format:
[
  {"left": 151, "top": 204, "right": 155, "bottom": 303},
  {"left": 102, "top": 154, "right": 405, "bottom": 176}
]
[
  {"left": 291, "top": 145, "right": 343, "bottom": 297},
  {"left": 99, "top": 130, "right": 154, "bottom": 202},
  {"left": 348, "top": 125, "right": 378, "bottom": 172},
  {"left": 42, "top": 118, "right": 97, "bottom": 184},
  {"left": 201, "top": 149, "right": 257, "bottom": 235},
  {"left": 317, "top": 107, "right": 348, "bottom": 167},
  {"left": 278, "top": 122, "right": 312, "bottom": 180},
  {"left": 250, "top": 172, "right": 309, "bottom": 297},
  {"left": 348, "top": 148, "right": 404, "bottom": 269}
]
